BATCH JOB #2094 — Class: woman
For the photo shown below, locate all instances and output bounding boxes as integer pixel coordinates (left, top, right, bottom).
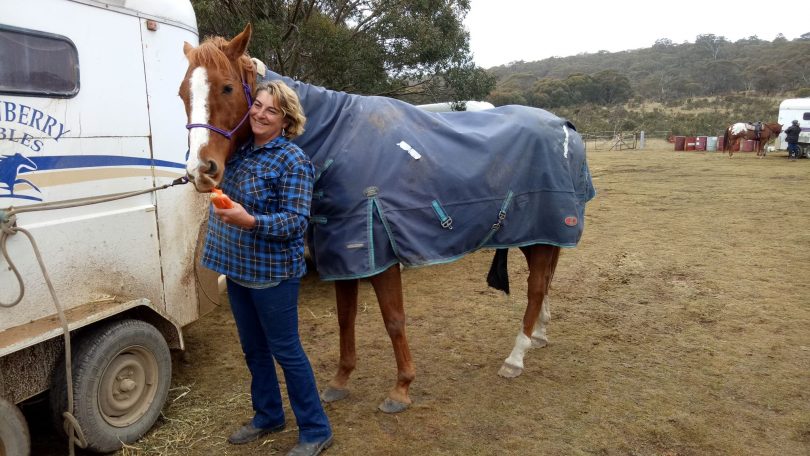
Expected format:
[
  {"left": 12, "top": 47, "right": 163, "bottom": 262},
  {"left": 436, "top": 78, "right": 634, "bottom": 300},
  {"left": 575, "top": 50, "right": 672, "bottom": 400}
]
[{"left": 201, "top": 80, "right": 333, "bottom": 456}]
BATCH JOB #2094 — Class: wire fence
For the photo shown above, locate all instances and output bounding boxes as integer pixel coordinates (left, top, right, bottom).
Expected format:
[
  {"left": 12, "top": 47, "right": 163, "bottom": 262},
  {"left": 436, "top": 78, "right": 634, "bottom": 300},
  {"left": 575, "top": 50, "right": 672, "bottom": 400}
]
[{"left": 581, "top": 130, "right": 672, "bottom": 151}]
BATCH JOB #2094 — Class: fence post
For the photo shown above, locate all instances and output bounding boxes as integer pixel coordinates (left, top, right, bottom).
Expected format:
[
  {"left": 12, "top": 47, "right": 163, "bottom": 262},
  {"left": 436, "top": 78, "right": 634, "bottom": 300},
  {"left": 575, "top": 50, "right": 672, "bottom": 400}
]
[{"left": 639, "top": 131, "right": 645, "bottom": 150}]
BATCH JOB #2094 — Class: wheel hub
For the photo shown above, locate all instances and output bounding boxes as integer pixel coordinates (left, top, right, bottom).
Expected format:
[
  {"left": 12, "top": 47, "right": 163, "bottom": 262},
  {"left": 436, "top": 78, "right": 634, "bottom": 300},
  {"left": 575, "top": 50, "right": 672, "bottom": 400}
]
[{"left": 98, "top": 346, "right": 159, "bottom": 427}]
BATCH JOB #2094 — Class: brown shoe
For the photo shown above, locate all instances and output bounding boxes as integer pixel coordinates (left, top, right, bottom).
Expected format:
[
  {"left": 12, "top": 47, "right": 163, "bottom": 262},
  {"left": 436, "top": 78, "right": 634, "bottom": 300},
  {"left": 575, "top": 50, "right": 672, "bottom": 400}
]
[
  {"left": 285, "top": 436, "right": 333, "bottom": 456},
  {"left": 227, "top": 421, "right": 285, "bottom": 444}
]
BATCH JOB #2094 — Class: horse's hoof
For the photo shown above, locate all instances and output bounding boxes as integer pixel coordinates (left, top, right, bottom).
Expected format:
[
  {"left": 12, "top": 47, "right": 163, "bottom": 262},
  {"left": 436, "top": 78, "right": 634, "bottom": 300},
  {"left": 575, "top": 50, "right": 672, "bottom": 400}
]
[
  {"left": 498, "top": 362, "right": 523, "bottom": 378},
  {"left": 531, "top": 336, "right": 548, "bottom": 348},
  {"left": 378, "top": 397, "right": 409, "bottom": 414},
  {"left": 320, "top": 386, "right": 350, "bottom": 403}
]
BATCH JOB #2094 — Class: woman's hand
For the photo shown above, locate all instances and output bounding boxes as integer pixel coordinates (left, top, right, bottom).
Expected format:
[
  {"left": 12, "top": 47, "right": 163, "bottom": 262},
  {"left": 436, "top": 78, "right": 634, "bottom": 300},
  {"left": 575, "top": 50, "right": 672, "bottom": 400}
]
[{"left": 213, "top": 202, "right": 256, "bottom": 229}]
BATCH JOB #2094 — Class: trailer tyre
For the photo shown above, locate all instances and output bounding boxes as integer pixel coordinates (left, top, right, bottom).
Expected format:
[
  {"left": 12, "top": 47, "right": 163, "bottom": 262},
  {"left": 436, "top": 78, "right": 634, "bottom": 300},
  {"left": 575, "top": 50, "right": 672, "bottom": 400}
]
[
  {"left": 50, "top": 319, "right": 171, "bottom": 453},
  {"left": 0, "top": 398, "right": 30, "bottom": 456}
]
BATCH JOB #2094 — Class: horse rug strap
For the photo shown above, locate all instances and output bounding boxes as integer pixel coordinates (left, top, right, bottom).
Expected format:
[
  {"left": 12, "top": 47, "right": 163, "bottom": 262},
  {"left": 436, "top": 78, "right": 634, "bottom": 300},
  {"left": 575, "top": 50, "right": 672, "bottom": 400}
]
[{"left": 261, "top": 70, "right": 596, "bottom": 280}]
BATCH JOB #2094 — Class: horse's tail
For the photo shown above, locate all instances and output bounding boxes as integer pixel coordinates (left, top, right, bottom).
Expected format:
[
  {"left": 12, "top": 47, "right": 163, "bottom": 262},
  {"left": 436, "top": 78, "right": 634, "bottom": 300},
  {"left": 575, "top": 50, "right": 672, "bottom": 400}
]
[
  {"left": 722, "top": 127, "right": 730, "bottom": 152},
  {"left": 486, "top": 248, "right": 510, "bottom": 294}
]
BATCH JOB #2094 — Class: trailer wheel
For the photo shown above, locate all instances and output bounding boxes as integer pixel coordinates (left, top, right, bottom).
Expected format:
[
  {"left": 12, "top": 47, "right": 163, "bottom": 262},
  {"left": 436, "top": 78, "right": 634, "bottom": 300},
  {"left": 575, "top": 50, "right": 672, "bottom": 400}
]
[
  {"left": 0, "top": 397, "right": 30, "bottom": 456},
  {"left": 50, "top": 319, "right": 171, "bottom": 453}
]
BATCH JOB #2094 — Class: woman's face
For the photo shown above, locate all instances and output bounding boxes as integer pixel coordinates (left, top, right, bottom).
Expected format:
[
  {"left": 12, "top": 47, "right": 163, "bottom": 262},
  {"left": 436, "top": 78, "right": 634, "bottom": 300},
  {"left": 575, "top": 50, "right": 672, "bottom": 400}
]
[{"left": 249, "top": 90, "right": 288, "bottom": 145}]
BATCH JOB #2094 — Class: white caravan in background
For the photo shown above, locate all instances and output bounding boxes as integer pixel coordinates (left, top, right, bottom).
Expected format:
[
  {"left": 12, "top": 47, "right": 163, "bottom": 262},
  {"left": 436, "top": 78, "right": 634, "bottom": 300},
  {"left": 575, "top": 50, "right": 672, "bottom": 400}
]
[
  {"left": 777, "top": 98, "right": 810, "bottom": 158},
  {"left": 0, "top": 1, "right": 216, "bottom": 454},
  {"left": 416, "top": 100, "right": 495, "bottom": 112}
]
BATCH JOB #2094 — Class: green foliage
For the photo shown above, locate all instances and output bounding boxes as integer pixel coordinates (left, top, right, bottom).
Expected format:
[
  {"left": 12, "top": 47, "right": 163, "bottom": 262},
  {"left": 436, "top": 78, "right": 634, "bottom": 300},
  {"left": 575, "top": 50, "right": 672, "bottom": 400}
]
[
  {"left": 487, "top": 35, "right": 809, "bottom": 135},
  {"left": 191, "top": 0, "right": 492, "bottom": 103},
  {"left": 488, "top": 37, "right": 810, "bottom": 104}
]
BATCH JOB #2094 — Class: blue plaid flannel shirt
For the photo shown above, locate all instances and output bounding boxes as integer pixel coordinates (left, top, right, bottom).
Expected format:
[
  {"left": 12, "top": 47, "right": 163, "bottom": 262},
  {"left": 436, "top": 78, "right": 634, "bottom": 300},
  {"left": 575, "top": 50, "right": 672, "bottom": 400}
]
[{"left": 201, "top": 136, "right": 314, "bottom": 283}]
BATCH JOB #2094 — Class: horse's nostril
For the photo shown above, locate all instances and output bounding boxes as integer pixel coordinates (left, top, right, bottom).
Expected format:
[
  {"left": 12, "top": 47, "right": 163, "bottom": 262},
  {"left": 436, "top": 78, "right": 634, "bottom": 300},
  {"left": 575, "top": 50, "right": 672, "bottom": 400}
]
[{"left": 206, "top": 160, "right": 218, "bottom": 176}]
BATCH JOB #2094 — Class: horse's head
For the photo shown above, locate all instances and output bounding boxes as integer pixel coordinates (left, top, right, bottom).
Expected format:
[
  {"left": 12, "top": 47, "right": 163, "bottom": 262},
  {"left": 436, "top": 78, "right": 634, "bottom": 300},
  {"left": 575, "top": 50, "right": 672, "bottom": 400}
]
[
  {"left": 179, "top": 24, "right": 256, "bottom": 192},
  {"left": 768, "top": 123, "right": 783, "bottom": 136}
]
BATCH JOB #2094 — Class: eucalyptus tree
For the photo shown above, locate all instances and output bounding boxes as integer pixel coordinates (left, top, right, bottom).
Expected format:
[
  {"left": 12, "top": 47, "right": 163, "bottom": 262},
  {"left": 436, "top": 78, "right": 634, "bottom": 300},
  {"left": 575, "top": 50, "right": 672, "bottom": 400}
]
[{"left": 192, "top": 0, "right": 494, "bottom": 102}]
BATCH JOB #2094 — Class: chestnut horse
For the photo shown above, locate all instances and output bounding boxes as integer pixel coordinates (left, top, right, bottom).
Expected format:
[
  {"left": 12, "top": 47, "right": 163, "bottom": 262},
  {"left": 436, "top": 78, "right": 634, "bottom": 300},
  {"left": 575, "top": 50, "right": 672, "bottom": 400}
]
[
  {"left": 179, "top": 24, "right": 594, "bottom": 413},
  {"left": 723, "top": 122, "right": 782, "bottom": 158}
]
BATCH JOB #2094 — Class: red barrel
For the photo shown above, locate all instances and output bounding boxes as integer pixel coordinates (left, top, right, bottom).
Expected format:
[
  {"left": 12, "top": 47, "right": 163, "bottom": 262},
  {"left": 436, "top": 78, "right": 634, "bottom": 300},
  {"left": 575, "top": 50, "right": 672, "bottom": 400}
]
[
  {"left": 674, "top": 136, "right": 686, "bottom": 151},
  {"left": 741, "top": 140, "right": 754, "bottom": 152},
  {"left": 695, "top": 136, "right": 707, "bottom": 151},
  {"left": 685, "top": 136, "right": 697, "bottom": 151}
]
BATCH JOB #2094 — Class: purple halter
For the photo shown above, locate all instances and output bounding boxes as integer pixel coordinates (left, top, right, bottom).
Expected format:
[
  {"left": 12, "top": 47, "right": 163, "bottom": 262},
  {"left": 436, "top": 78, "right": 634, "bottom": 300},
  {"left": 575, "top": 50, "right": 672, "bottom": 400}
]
[{"left": 186, "top": 81, "right": 253, "bottom": 139}]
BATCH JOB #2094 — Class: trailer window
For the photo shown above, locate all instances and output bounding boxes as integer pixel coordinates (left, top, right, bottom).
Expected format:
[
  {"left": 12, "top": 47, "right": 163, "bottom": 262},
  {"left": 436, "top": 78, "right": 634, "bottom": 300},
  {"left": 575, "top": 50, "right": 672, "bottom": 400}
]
[
  {"left": 804, "top": 112, "right": 810, "bottom": 121},
  {"left": 0, "top": 25, "right": 79, "bottom": 98}
]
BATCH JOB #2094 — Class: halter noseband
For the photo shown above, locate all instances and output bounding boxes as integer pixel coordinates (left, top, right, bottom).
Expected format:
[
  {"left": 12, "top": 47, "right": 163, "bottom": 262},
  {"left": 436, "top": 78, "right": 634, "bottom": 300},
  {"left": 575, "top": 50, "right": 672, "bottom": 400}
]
[{"left": 186, "top": 81, "right": 253, "bottom": 139}]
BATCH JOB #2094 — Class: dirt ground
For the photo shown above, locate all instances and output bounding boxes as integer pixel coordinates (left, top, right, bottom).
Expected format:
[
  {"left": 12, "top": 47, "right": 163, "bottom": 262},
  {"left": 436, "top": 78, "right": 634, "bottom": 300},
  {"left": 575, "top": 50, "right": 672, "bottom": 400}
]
[{"left": 33, "top": 142, "right": 809, "bottom": 455}]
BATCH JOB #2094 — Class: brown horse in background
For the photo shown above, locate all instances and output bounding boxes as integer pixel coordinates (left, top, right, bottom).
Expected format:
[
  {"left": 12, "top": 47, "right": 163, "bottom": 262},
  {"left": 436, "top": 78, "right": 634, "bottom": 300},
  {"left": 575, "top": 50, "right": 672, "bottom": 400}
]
[{"left": 723, "top": 122, "right": 782, "bottom": 158}]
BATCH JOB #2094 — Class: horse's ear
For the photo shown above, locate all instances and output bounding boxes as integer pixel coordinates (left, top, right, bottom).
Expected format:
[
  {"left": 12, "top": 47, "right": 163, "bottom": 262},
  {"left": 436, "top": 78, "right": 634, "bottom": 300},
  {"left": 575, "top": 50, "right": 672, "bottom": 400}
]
[
  {"left": 224, "top": 23, "right": 252, "bottom": 61},
  {"left": 183, "top": 41, "right": 194, "bottom": 56}
]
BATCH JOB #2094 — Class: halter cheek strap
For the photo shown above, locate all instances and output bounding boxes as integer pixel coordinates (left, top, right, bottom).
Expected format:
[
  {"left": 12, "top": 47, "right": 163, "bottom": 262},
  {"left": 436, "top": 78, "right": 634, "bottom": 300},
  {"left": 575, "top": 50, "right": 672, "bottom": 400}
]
[{"left": 186, "top": 81, "right": 253, "bottom": 139}]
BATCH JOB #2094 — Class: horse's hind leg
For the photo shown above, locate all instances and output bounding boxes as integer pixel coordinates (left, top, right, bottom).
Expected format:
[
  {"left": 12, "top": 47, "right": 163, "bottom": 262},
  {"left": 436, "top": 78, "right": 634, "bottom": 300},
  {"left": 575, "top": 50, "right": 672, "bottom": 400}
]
[
  {"left": 498, "top": 245, "right": 560, "bottom": 378},
  {"left": 530, "top": 296, "right": 551, "bottom": 348},
  {"left": 321, "top": 279, "right": 359, "bottom": 403},
  {"left": 369, "top": 264, "right": 414, "bottom": 413}
]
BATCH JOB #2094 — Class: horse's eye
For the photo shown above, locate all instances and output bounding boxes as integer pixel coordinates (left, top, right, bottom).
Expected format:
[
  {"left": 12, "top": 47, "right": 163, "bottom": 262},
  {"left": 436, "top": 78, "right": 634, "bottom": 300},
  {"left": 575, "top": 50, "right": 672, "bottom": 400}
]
[{"left": 223, "top": 84, "right": 233, "bottom": 94}]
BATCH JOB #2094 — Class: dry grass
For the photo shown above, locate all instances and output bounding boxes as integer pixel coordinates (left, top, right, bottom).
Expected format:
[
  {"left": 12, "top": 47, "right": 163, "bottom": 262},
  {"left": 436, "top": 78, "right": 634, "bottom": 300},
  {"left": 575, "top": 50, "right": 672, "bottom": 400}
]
[{"left": 37, "top": 144, "right": 810, "bottom": 455}]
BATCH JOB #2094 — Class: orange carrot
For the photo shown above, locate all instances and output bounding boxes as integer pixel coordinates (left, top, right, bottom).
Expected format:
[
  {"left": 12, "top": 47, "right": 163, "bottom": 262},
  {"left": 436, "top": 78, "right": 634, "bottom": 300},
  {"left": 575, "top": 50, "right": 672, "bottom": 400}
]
[{"left": 210, "top": 188, "right": 234, "bottom": 209}]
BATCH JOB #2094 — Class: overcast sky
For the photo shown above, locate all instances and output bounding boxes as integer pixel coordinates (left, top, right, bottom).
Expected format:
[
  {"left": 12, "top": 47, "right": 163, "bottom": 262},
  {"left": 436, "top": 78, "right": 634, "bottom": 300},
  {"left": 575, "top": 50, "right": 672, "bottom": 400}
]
[{"left": 464, "top": 0, "right": 808, "bottom": 68}]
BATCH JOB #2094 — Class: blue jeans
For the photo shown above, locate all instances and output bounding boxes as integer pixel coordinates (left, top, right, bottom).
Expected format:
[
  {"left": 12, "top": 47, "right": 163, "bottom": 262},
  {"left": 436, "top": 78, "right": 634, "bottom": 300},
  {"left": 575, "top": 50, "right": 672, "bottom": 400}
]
[
  {"left": 787, "top": 142, "right": 800, "bottom": 157},
  {"left": 226, "top": 278, "right": 332, "bottom": 443}
]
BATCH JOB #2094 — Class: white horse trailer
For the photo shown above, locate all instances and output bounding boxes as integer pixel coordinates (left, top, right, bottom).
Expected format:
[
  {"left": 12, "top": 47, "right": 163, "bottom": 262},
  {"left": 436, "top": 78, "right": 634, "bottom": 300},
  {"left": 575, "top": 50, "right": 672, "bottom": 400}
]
[
  {"left": 0, "top": 1, "right": 215, "bottom": 454},
  {"left": 416, "top": 100, "right": 495, "bottom": 112},
  {"left": 777, "top": 98, "right": 810, "bottom": 158}
]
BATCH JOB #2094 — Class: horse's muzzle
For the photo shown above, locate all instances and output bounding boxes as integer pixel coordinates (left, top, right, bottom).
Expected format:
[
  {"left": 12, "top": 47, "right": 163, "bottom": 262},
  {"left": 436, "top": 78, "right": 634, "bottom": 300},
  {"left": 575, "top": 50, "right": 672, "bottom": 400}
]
[{"left": 186, "top": 163, "right": 220, "bottom": 192}]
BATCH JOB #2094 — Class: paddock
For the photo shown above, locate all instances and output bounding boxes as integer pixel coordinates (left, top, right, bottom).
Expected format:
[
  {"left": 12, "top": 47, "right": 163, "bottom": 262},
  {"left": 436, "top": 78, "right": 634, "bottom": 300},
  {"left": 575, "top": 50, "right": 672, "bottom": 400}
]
[{"left": 31, "top": 142, "right": 810, "bottom": 455}]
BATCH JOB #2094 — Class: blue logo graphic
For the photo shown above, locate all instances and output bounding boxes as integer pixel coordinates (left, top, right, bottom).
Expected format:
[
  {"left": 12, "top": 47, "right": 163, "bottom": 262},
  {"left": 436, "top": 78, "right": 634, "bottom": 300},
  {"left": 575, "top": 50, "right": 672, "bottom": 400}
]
[{"left": 0, "top": 152, "right": 42, "bottom": 201}]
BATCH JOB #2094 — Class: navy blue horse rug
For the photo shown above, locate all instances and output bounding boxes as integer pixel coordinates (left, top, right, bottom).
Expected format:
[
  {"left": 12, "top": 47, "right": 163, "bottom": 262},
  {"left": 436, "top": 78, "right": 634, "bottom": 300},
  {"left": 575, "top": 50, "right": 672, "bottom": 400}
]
[{"left": 262, "top": 70, "right": 596, "bottom": 280}]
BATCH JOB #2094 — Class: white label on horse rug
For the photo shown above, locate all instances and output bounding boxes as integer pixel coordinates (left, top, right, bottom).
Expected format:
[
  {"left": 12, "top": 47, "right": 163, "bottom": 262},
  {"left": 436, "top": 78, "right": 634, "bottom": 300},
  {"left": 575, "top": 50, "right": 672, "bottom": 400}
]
[{"left": 397, "top": 141, "right": 422, "bottom": 160}]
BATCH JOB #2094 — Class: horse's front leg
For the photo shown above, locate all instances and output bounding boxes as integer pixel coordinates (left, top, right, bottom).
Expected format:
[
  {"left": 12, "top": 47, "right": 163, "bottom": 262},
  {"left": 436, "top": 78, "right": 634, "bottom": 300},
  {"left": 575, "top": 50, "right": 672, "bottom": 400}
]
[
  {"left": 499, "top": 245, "right": 559, "bottom": 378},
  {"left": 320, "top": 279, "right": 359, "bottom": 403},
  {"left": 369, "top": 264, "right": 414, "bottom": 413}
]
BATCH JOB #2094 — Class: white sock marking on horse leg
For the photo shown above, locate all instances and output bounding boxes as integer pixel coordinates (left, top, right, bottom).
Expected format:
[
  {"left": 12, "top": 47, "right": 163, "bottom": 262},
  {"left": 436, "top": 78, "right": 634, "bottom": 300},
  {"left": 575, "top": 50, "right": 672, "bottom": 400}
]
[
  {"left": 531, "top": 296, "right": 550, "bottom": 347},
  {"left": 186, "top": 67, "right": 210, "bottom": 175},
  {"left": 504, "top": 331, "right": 532, "bottom": 369},
  {"left": 562, "top": 124, "right": 570, "bottom": 158}
]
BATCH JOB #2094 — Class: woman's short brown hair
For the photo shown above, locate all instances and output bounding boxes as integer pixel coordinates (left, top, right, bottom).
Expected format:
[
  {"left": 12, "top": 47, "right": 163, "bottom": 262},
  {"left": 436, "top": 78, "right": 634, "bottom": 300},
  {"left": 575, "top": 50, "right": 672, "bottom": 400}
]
[{"left": 255, "top": 80, "right": 306, "bottom": 139}]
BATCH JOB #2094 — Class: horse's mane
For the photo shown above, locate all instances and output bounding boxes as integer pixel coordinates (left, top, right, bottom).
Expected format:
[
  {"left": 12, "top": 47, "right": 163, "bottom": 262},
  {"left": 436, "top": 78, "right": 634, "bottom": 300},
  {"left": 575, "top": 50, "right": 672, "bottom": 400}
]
[{"left": 190, "top": 36, "right": 256, "bottom": 82}]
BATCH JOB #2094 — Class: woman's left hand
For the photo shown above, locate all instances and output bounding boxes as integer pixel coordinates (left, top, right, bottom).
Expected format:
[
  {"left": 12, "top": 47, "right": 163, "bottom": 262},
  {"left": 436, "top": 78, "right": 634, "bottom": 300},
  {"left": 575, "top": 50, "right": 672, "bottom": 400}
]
[{"left": 213, "top": 203, "right": 256, "bottom": 229}]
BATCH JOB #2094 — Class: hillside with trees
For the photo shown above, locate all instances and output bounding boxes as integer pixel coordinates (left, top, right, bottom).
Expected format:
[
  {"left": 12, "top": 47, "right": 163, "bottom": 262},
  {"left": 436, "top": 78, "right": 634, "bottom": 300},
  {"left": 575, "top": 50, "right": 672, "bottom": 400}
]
[
  {"left": 191, "top": 0, "right": 494, "bottom": 103},
  {"left": 486, "top": 34, "right": 810, "bottom": 135}
]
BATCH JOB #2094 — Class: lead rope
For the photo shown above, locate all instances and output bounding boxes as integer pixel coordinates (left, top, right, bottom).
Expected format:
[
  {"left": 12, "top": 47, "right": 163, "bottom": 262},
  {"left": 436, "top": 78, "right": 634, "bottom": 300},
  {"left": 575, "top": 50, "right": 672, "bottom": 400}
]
[{"left": 0, "top": 176, "right": 188, "bottom": 456}]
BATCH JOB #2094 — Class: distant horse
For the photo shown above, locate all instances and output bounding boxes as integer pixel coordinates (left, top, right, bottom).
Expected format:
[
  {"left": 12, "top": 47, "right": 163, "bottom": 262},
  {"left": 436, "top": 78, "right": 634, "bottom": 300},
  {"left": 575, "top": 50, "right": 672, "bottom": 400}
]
[
  {"left": 179, "top": 24, "right": 595, "bottom": 413},
  {"left": 723, "top": 122, "right": 782, "bottom": 158}
]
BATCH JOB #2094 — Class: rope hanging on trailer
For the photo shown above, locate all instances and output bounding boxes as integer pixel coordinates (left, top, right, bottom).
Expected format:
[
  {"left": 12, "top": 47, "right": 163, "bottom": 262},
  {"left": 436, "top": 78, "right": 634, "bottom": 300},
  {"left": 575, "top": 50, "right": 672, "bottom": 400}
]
[{"left": 0, "top": 176, "right": 187, "bottom": 456}]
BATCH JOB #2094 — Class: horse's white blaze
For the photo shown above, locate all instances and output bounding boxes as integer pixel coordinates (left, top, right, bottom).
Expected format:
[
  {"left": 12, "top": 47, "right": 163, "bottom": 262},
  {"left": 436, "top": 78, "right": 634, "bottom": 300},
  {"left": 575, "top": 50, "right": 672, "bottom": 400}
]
[
  {"left": 562, "top": 124, "right": 570, "bottom": 158},
  {"left": 731, "top": 123, "right": 746, "bottom": 135},
  {"left": 504, "top": 331, "right": 532, "bottom": 369},
  {"left": 186, "top": 67, "right": 210, "bottom": 175}
]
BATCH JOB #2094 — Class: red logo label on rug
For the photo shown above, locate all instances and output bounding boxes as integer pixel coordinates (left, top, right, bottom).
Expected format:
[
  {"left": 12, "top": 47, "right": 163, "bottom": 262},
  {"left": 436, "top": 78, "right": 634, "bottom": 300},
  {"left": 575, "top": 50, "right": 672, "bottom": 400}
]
[{"left": 564, "top": 216, "right": 578, "bottom": 226}]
